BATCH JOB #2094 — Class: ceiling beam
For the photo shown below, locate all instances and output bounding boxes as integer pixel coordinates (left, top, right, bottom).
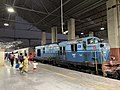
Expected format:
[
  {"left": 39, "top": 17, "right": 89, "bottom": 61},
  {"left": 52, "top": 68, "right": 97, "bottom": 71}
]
[
  {"left": 27, "top": 0, "right": 71, "bottom": 30},
  {"left": 5, "top": 4, "right": 60, "bottom": 17},
  {"left": 64, "top": 0, "right": 91, "bottom": 14},
  {"left": 73, "top": 0, "right": 105, "bottom": 17},
  {"left": 47, "top": 0, "right": 105, "bottom": 26},
  {"left": 0, "top": 36, "right": 40, "bottom": 40},
  {"left": 76, "top": 15, "right": 107, "bottom": 26},
  {"left": 47, "top": 0, "right": 90, "bottom": 24},
  {"left": 76, "top": 20, "right": 107, "bottom": 31}
]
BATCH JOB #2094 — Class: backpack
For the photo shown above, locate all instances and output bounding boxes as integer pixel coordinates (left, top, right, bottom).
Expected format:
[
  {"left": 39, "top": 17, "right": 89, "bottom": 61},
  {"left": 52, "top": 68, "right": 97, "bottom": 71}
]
[
  {"left": 10, "top": 54, "right": 14, "bottom": 59},
  {"left": 15, "top": 63, "right": 19, "bottom": 68}
]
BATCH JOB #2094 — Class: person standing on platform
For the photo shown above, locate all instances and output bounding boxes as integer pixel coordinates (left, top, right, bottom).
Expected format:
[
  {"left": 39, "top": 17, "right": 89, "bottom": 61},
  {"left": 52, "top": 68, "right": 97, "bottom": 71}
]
[
  {"left": 23, "top": 53, "right": 29, "bottom": 73},
  {"left": 32, "top": 60, "right": 38, "bottom": 72},
  {"left": 10, "top": 52, "right": 15, "bottom": 67},
  {"left": 29, "top": 53, "right": 33, "bottom": 61},
  {"left": 15, "top": 52, "right": 19, "bottom": 64},
  {"left": 19, "top": 53, "right": 24, "bottom": 63}
]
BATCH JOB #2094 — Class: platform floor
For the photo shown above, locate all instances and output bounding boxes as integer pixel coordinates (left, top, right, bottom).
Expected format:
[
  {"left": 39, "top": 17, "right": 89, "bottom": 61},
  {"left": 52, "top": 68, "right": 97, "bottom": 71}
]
[{"left": 0, "top": 61, "right": 120, "bottom": 90}]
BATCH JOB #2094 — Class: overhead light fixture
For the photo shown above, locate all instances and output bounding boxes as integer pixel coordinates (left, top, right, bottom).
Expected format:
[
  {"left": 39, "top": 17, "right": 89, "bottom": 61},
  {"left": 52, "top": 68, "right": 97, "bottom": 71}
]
[
  {"left": 100, "top": 27, "right": 104, "bottom": 30},
  {"left": 101, "top": 39, "right": 104, "bottom": 41},
  {"left": 4, "top": 23, "right": 9, "bottom": 26},
  {"left": 81, "top": 33, "right": 84, "bottom": 35},
  {"left": 7, "top": 7, "right": 15, "bottom": 13},
  {"left": 63, "top": 30, "right": 68, "bottom": 34}
]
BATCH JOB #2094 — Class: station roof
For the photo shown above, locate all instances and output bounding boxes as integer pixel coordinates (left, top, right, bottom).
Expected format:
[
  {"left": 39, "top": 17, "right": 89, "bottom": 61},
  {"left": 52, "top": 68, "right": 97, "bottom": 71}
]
[{"left": 0, "top": 0, "right": 107, "bottom": 49}]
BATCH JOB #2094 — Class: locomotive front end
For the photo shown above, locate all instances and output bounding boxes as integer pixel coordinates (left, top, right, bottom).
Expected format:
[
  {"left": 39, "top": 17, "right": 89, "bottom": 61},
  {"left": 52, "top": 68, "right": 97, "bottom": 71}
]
[{"left": 99, "top": 43, "right": 110, "bottom": 63}]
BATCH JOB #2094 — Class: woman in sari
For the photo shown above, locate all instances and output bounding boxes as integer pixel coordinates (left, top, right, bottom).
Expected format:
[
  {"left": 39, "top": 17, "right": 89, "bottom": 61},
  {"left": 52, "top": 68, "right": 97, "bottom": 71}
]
[{"left": 23, "top": 53, "right": 29, "bottom": 73}]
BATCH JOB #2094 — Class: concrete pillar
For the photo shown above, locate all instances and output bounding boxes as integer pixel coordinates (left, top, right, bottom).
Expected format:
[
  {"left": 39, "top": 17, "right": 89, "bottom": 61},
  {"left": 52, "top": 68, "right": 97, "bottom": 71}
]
[
  {"left": 89, "top": 31, "right": 94, "bottom": 37},
  {"left": 67, "top": 18, "right": 75, "bottom": 40},
  {"left": 41, "top": 31, "right": 46, "bottom": 45},
  {"left": 51, "top": 27, "right": 57, "bottom": 43},
  {"left": 75, "top": 35, "right": 79, "bottom": 39},
  {"left": 0, "top": 48, "right": 5, "bottom": 66},
  {"left": 106, "top": 0, "right": 120, "bottom": 60}
]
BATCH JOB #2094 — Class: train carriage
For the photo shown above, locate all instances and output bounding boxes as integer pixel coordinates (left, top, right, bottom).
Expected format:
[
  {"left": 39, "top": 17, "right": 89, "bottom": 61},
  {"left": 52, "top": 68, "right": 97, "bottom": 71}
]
[
  {"left": 13, "top": 47, "right": 35, "bottom": 57},
  {"left": 35, "top": 43, "right": 59, "bottom": 62}
]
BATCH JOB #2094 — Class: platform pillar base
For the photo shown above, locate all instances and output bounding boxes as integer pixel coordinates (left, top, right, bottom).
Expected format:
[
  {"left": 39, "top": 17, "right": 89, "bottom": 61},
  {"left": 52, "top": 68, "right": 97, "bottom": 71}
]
[{"left": 110, "top": 48, "right": 120, "bottom": 61}]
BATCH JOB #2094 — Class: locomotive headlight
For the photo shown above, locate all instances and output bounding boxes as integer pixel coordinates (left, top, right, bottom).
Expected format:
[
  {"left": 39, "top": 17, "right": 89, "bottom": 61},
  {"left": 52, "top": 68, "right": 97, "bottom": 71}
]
[{"left": 103, "top": 51, "right": 106, "bottom": 54}]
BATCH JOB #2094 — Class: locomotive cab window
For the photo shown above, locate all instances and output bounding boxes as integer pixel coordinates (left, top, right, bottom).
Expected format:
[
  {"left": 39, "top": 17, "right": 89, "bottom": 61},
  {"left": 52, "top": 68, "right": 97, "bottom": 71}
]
[
  {"left": 43, "top": 47, "right": 45, "bottom": 54},
  {"left": 71, "top": 44, "right": 77, "bottom": 52},
  {"left": 87, "top": 38, "right": 99, "bottom": 44},
  {"left": 59, "top": 47, "right": 66, "bottom": 55},
  {"left": 63, "top": 47, "right": 66, "bottom": 55},
  {"left": 37, "top": 49, "right": 41, "bottom": 56},
  {"left": 60, "top": 47, "right": 62, "bottom": 55}
]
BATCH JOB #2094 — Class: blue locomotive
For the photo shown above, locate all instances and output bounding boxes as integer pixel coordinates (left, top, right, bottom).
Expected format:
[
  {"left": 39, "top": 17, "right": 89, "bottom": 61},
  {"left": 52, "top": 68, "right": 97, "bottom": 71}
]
[{"left": 35, "top": 36, "right": 110, "bottom": 74}]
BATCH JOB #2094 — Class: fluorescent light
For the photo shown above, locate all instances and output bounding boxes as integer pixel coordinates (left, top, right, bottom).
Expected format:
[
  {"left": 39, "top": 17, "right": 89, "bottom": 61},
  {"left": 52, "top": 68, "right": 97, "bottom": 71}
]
[
  {"left": 100, "top": 27, "right": 104, "bottom": 30},
  {"left": 4, "top": 23, "right": 9, "bottom": 26},
  {"left": 64, "top": 30, "right": 68, "bottom": 33},
  {"left": 81, "top": 33, "right": 84, "bottom": 35},
  {"left": 63, "top": 31, "right": 68, "bottom": 34},
  {"left": 7, "top": 7, "right": 14, "bottom": 13}
]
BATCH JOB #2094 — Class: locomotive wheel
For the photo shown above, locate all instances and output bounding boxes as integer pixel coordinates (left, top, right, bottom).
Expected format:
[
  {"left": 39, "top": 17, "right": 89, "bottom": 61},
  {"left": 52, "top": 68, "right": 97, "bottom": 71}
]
[
  {"left": 53, "top": 60, "right": 57, "bottom": 66},
  {"left": 112, "top": 72, "right": 119, "bottom": 79}
]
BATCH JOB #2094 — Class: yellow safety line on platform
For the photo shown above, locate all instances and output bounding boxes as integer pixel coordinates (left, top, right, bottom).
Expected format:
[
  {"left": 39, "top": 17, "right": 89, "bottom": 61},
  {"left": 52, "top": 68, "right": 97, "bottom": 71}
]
[
  {"left": 42, "top": 68, "right": 76, "bottom": 80},
  {"left": 42, "top": 67, "right": 107, "bottom": 90}
]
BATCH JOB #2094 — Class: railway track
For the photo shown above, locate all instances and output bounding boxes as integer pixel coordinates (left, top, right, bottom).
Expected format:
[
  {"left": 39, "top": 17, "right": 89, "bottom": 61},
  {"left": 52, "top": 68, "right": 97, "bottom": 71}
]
[{"left": 36, "top": 60, "right": 120, "bottom": 80}]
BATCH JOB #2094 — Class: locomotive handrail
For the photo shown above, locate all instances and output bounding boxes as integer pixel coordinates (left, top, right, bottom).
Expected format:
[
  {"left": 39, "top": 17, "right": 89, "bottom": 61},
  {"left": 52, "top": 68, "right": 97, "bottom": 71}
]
[{"left": 100, "top": 49, "right": 107, "bottom": 63}]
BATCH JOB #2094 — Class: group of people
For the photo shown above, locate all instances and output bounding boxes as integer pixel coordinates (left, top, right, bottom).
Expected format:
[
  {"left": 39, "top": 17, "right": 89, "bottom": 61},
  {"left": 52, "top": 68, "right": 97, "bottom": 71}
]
[{"left": 6, "top": 52, "right": 38, "bottom": 73}]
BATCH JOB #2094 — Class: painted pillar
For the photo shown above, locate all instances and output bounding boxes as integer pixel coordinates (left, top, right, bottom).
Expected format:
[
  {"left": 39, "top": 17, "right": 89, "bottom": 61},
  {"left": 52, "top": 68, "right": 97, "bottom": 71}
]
[
  {"left": 41, "top": 31, "right": 46, "bottom": 45},
  {"left": 89, "top": 31, "right": 94, "bottom": 37},
  {"left": 106, "top": 0, "right": 120, "bottom": 60},
  {"left": 67, "top": 18, "right": 75, "bottom": 40},
  {"left": 51, "top": 26, "right": 57, "bottom": 43}
]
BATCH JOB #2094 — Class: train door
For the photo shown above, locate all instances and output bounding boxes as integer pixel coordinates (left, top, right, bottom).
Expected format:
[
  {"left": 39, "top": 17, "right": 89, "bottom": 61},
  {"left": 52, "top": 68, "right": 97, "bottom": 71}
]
[
  {"left": 65, "top": 44, "right": 78, "bottom": 62},
  {"left": 59, "top": 46, "right": 66, "bottom": 60},
  {"left": 76, "top": 43, "right": 84, "bottom": 62}
]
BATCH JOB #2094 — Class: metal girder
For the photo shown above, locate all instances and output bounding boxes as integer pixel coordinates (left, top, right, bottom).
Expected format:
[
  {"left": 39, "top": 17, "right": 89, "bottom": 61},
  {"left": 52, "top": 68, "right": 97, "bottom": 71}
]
[
  {"left": 0, "top": 36, "right": 40, "bottom": 40},
  {"left": 64, "top": 0, "right": 91, "bottom": 14},
  {"left": 5, "top": 4, "right": 60, "bottom": 17},
  {"left": 46, "top": 0, "right": 89, "bottom": 24},
  {"left": 47, "top": 0, "right": 105, "bottom": 25},
  {"left": 27, "top": 0, "right": 71, "bottom": 30},
  {"left": 73, "top": 0, "right": 105, "bottom": 17},
  {"left": 0, "top": 36, "right": 66, "bottom": 41},
  {"left": 35, "top": 0, "right": 71, "bottom": 24},
  {"left": 39, "top": 0, "right": 49, "bottom": 14},
  {"left": 77, "top": 15, "right": 107, "bottom": 26},
  {"left": 76, "top": 20, "right": 107, "bottom": 31},
  {"left": 76, "top": 8, "right": 106, "bottom": 21}
]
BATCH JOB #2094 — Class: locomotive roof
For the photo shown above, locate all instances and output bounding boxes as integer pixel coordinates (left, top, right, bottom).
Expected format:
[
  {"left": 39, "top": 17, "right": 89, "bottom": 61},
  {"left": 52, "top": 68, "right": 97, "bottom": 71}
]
[
  {"left": 35, "top": 36, "right": 100, "bottom": 47},
  {"left": 81, "top": 36, "right": 100, "bottom": 41},
  {"left": 59, "top": 36, "right": 100, "bottom": 45}
]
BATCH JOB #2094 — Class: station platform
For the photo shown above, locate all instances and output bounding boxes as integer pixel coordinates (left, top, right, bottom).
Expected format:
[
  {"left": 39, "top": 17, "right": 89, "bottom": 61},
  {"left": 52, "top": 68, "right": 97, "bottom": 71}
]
[{"left": 0, "top": 61, "right": 120, "bottom": 90}]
